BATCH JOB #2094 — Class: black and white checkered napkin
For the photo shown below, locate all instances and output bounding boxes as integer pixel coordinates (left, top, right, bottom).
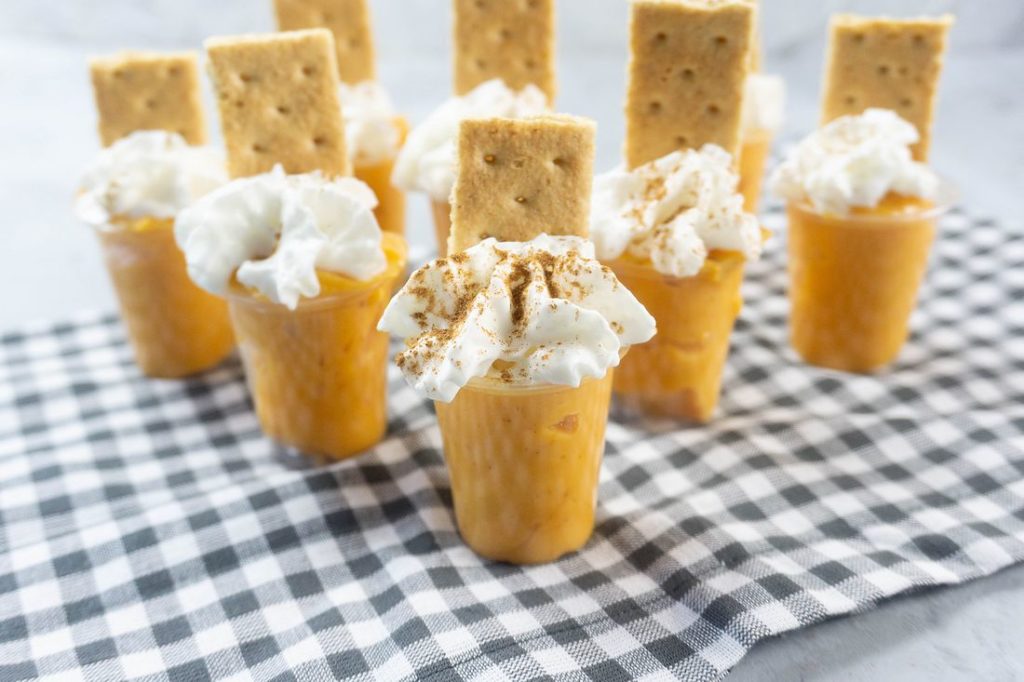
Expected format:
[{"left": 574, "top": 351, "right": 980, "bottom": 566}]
[{"left": 2, "top": 207, "right": 1023, "bottom": 681}]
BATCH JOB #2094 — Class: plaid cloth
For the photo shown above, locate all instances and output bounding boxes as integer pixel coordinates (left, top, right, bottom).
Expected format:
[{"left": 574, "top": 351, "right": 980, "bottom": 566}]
[{"left": 1, "top": 206, "right": 1023, "bottom": 682}]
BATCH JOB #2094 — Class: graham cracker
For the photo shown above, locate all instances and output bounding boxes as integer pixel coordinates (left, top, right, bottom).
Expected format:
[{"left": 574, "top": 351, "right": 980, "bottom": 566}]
[
  {"left": 448, "top": 115, "right": 596, "bottom": 253},
  {"left": 205, "top": 29, "right": 350, "bottom": 178},
  {"left": 272, "top": 0, "right": 376, "bottom": 84},
  {"left": 624, "top": 0, "right": 755, "bottom": 169},
  {"left": 89, "top": 51, "right": 207, "bottom": 147},
  {"left": 822, "top": 14, "right": 954, "bottom": 161},
  {"left": 452, "top": 0, "right": 556, "bottom": 103}
]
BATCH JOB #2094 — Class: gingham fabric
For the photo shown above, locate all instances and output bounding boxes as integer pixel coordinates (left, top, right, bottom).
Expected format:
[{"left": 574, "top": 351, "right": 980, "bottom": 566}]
[{"left": 1, "top": 206, "right": 1023, "bottom": 682}]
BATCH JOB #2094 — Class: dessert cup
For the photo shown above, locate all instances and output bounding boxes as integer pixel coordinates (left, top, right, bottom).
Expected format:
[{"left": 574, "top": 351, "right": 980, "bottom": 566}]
[
  {"left": 434, "top": 370, "right": 615, "bottom": 564},
  {"left": 354, "top": 116, "right": 409, "bottom": 237},
  {"left": 608, "top": 252, "right": 745, "bottom": 423},
  {"left": 737, "top": 129, "right": 773, "bottom": 213},
  {"left": 96, "top": 217, "right": 234, "bottom": 378},
  {"left": 226, "top": 233, "right": 407, "bottom": 459},
  {"left": 431, "top": 200, "right": 452, "bottom": 257},
  {"left": 788, "top": 191, "right": 952, "bottom": 373}
]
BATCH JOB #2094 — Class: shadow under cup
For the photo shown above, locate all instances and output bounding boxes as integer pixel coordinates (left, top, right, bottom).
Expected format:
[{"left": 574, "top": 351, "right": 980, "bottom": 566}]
[{"left": 787, "top": 186, "right": 956, "bottom": 373}]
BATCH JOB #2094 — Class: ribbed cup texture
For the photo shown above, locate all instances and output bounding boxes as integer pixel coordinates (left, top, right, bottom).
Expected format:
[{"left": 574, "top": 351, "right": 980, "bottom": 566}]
[
  {"left": 227, "top": 239, "right": 405, "bottom": 460},
  {"left": 610, "top": 255, "right": 745, "bottom": 423},
  {"left": 435, "top": 371, "right": 615, "bottom": 564},
  {"left": 97, "top": 219, "right": 234, "bottom": 378},
  {"left": 788, "top": 202, "right": 936, "bottom": 372}
]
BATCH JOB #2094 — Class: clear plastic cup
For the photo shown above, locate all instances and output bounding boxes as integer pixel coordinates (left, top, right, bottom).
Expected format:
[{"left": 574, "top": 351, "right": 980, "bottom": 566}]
[
  {"left": 434, "top": 370, "right": 615, "bottom": 564},
  {"left": 737, "top": 129, "right": 773, "bottom": 213},
  {"left": 608, "top": 253, "right": 746, "bottom": 423},
  {"left": 354, "top": 116, "right": 409, "bottom": 237},
  {"left": 226, "top": 233, "right": 407, "bottom": 459},
  {"left": 788, "top": 190, "right": 954, "bottom": 373},
  {"left": 95, "top": 217, "right": 234, "bottom": 378},
  {"left": 431, "top": 200, "right": 452, "bottom": 257}
]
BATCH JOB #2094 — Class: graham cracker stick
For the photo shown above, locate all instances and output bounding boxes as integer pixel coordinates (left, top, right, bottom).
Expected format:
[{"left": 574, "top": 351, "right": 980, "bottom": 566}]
[
  {"left": 625, "top": 0, "right": 755, "bottom": 169},
  {"left": 448, "top": 115, "right": 595, "bottom": 253},
  {"left": 822, "top": 14, "right": 953, "bottom": 161},
  {"left": 206, "top": 29, "right": 350, "bottom": 178},
  {"left": 452, "top": 0, "right": 556, "bottom": 103},
  {"left": 272, "top": 0, "right": 376, "bottom": 84},
  {"left": 89, "top": 51, "right": 207, "bottom": 147}
]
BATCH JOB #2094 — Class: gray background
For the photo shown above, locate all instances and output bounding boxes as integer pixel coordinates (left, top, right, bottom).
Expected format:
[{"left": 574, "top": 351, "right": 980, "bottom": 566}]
[{"left": 2, "top": 1, "right": 1022, "bottom": 679}]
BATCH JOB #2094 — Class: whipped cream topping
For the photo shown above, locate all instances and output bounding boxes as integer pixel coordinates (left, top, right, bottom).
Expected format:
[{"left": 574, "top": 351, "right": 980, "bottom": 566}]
[
  {"left": 339, "top": 80, "right": 401, "bottom": 166},
  {"left": 76, "top": 130, "right": 227, "bottom": 229},
  {"left": 378, "top": 235, "right": 656, "bottom": 403},
  {"left": 770, "top": 108, "right": 939, "bottom": 215},
  {"left": 590, "top": 145, "right": 762, "bottom": 278},
  {"left": 175, "top": 166, "right": 385, "bottom": 309},
  {"left": 391, "top": 79, "right": 549, "bottom": 201},
  {"left": 742, "top": 73, "right": 786, "bottom": 136}
]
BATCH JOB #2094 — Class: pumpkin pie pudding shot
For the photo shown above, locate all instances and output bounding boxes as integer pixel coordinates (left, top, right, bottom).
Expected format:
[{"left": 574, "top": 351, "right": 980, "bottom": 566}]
[
  {"left": 771, "top": 110, "right": 951, "bottom": 373},
  {"left": 176, "top": 29, "right": 406, "bottom": 459},
  {"left": 273, "top": 0, "right": 408, "bottom": 236},
  {"left": 737, "top": 73, "right": 785, "bottom": 212},
  {"left": 592, "top": 0, "right": 759, "bottom": 423},
  {"left": 78, "top": 51, "right": 234, "bottom": 378},
  {"left": 772, "top": 14, "right": 954, "bottom": 373},
  {"left": 380, "top": 116, "right": 656, "bottom": 564},
  {"left": 735, "top": 1, "right": 786, "bottom": 213},
  {"left": 391, "top": 0, "right": 555, "bottom": 255}
]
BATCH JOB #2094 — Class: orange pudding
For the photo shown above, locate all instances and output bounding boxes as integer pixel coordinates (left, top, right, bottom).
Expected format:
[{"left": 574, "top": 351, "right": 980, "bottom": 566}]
[
  {"left": 353, "top": 116, "right": 409, "bottom": 237},
  {"left": 609, "top": 251, "right": 745, "bottom": 423},
  {"left": 737, "top": 129, "right": 773, "bottom": 213},
  {"left": 788, "top": 193, "right": 943, "bottom": 373},
  {"left": 226, "top": 233, "right": 407, "bottom": 459},
  {"left": 435, "top": 370, "right": 615, "bottom": 564},
  {"left": 96, "top": 217, "right": 234, "bottom": 378}
]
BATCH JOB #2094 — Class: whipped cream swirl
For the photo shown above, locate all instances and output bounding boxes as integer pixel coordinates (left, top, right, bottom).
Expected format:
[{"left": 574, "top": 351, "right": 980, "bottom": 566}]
[
  {"left": 770, "top": 108, "right": 939, "bottom": 215},
  {"left": 76, "top": 130, "right": 227, "bottom": 229},
  {"left": 339, "top": 81, "right": 401, "bottom": 166},
  {"left": 378, "top": 235, "right": 656, "bottom": 402},
  {"left": 391, "top": 79, "right": 549, "bottom": 201},
  {"left": 590, "top": 145, "right": 762, "bottom": 278},
  {"left": 175, "top": 166, "right": 385, "bottom": 309}
]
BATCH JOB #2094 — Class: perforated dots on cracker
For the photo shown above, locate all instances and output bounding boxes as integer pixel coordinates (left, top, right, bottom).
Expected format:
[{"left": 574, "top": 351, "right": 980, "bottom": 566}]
[
  {"left": 449, "top": 115, "right": 596, "bottom": 254},
  {"left": 89, "top": 51, "right": 207, "bottom": 147},
  {"left": 272, "top": 0, "right": 376, "bottom": 84},
  {"left": 625, "top": 0, "right": 755, "bottom": 169},
  {"left": 452, "top": 0, "right": 556, "bottom": 103},
  {"left": 822, "top": 14, "right": 954, "bottom": 161},
  {"left": 206, "top": 29, "right": 350, "bottom": 178}
]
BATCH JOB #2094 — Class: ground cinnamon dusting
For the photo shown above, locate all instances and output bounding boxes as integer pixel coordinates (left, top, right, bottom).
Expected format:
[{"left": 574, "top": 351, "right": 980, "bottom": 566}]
[{"left": 394, "top": 244, "right": 603, "bottom": 383}]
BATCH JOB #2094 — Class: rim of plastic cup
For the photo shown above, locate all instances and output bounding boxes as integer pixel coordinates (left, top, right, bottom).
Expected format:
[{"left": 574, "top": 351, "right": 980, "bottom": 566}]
[
  {"left": 790, "top": 177, "right": 959, "bottom": 224},
  {"left": 456, "top": 350, "right": 629, "bottom": 397}
]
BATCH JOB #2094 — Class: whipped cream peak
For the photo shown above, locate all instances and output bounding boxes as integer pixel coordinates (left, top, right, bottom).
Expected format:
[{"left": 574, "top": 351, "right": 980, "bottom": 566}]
[
  {"left": 590, "top": 145, "right": 762, "bottom": 278},
  {"left": 175, "top": 166, "right": 385, "bottom": 309},
  {"left": 76, "top": 130, "right": 227, "bottom": 229},
  {"left": 339, "top": 80, "right": 401, "bottom": 166},
  {"left": 391, "top": 79, "right": 549, "bottom": 201},
  {"left": 770, "top": 108, "right": 939, "bottom": 215},
  {"left": 378, "top": 235, "right": 656, "bottom": 402}
]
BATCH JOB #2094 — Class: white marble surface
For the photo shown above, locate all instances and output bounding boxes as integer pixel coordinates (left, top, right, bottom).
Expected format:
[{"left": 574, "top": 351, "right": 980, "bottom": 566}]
[{"left": 1, "top": 1, "right": 1022, "bottom": 679}]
